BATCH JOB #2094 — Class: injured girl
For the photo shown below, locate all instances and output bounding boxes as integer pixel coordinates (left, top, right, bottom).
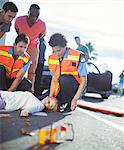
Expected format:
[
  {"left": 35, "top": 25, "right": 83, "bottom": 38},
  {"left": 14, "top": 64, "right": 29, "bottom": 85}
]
[{"left": 0, "top": 91, "right": 58, "bottom": 117}]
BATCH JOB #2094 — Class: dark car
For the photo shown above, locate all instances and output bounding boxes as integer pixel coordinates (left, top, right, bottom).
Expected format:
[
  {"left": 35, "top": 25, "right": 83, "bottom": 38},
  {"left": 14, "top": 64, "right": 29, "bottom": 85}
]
[
  {"left": 40, "top": 62, "right": 112, "bottom": 99},
  {"left": 86, "top": 62, "right": 112, "bottom": 99}
]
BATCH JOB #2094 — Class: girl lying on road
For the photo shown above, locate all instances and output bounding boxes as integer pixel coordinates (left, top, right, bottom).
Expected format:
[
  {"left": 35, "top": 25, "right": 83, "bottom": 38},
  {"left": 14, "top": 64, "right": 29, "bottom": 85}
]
[{"left": 0, "top": 91, "right": 58, "bottom": 117}]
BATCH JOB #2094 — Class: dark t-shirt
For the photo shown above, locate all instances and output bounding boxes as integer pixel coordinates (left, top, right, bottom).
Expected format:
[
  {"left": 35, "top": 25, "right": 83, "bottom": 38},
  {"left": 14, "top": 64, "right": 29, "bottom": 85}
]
[
  {"left": 76, "top": 44, "right": 89, "bottom": 54},
  {"left": 0, "top": 21, "right": 11, "bottom": 33}
]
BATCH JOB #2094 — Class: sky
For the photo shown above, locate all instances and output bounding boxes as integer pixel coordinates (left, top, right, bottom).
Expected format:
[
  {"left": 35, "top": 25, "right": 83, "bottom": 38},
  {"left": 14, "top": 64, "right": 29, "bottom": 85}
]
[{"left": 4, "top": 0, "right": 124, "bottom": 83}]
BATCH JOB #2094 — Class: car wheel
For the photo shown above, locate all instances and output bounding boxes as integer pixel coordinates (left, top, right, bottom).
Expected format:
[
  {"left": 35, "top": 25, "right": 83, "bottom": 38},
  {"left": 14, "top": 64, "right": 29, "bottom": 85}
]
[{"left": 101, "top": 93, "right": 110, "bottom": 99}]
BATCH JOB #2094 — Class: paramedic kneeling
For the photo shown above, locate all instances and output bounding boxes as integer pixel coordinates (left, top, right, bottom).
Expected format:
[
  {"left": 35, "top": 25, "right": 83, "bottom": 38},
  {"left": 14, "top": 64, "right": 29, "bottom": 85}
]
[
  {"left": 0, "top": 34, "right": 32, "bottom": 91},
  {"left": 48, "top": 33, "right": 88, "bottom": 112}
]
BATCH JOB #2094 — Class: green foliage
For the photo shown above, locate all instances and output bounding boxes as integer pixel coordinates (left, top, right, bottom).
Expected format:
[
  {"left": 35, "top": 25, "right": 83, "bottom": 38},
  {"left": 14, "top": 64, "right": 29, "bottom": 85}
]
[{"left": 85, "top": 42, "right": 98, "bottom": 61}]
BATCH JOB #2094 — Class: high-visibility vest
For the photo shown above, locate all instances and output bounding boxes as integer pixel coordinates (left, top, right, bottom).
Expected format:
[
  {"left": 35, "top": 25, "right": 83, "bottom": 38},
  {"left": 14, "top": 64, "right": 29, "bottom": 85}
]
[
  {"left": 48, "top": 48, "right": 81, "bottom": 97},
  {"left": 0, "top": 46, "right": 30, "bottom": 78}
]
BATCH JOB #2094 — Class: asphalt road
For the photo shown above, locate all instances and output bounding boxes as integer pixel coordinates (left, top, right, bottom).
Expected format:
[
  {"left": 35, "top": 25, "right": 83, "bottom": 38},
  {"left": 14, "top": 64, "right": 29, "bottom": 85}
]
[{"left": 0, "top": 96, "right": 124, "bottom": 150}]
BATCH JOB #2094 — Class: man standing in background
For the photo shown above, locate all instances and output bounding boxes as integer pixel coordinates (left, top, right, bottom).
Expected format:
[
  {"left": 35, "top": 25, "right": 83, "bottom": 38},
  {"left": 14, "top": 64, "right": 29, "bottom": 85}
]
[
  {"left": 74, "top": 36, "right": 90, "bottom": 61},
  {"left": 119, "top": 70, "right": 124, "bottom": 94},
  {"left": 15, "top": 4, "right": 46, "bottom": 93},
  {"left": 0, "top": 1, "right": 18, "bottom": 38}
]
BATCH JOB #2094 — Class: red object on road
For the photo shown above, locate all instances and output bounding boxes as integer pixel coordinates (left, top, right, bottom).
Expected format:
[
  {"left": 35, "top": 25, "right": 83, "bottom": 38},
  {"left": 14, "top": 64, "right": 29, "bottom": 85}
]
[{"left": 77, "top": 100, "right": 124, "bottom": 116}]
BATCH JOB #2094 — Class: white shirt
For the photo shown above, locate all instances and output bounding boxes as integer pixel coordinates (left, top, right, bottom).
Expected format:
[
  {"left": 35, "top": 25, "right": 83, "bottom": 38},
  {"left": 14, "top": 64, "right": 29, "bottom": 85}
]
[{"left": 0, "top": 91, "right": 45, "bottom": 114}]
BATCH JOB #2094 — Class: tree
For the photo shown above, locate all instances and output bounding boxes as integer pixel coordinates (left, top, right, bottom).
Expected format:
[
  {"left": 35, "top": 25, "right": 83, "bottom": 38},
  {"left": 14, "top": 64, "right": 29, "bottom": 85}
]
[{"left": 85, "top": 42, "right": 98, "bottom": 61}]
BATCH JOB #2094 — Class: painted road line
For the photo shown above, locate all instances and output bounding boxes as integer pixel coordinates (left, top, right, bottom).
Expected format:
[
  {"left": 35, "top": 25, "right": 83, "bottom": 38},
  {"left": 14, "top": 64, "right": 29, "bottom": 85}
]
[
  {"left": 77, "top": 100, "right": 124, "bottom": 116},
  {"left": 77, "top": 107, "right": 124, "bottom": 133}
]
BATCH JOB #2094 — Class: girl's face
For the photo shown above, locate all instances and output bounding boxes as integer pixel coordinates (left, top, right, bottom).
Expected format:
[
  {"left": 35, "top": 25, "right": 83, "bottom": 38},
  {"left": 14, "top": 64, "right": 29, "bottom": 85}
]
[{"left": 42, "top": 97, "right": 58, "bottom": 111}]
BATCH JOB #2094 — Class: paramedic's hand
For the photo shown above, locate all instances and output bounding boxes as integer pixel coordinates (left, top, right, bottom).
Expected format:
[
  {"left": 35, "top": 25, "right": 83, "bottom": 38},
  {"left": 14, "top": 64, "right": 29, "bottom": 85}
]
[
  {"left": 20, "top": 110, "right": 29, "bottom": 117},
  {"left": 71, "top": 99, "right": 77, "bottom": 111}
]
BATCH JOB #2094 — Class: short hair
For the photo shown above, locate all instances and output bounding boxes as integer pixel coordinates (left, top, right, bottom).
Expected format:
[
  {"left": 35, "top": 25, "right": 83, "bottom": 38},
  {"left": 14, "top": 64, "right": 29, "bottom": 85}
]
[
  {"left": 15, "top": 34, "right": 29, "bottom": 44},
  {"left": 29, "top": 4, "right": 40, "bottom": 10},
  {"left": 74, "top": 36, "right": 80, "bottom": 40},
  {"left": 3, "top": 2, "right": 18, "bottom": 13},
  {"left": 48, "top": 33, "right": 67, "bottom": 47}
]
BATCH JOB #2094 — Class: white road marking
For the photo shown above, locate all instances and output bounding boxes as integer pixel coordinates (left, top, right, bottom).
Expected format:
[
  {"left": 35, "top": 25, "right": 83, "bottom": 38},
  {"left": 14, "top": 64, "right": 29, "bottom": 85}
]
[{"left": 77, "top": 107, "right": 124, "bottom": 133}]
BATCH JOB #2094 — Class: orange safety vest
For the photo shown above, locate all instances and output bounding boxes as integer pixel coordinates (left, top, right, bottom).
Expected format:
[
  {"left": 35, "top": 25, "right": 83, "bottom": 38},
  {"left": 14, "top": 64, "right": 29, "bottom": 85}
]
[
  {"left": 48, "top": 48, "right": 81, "bottom": 97},
  {"left": 0, "top": 46, "right": 30, "bottom": 78}
]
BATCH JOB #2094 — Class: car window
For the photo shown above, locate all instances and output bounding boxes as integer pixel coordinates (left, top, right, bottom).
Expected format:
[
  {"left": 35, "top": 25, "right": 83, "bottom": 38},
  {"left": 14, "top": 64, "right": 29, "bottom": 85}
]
[{"left": 87, "top": 62, "right": 100, "bottom": 74}]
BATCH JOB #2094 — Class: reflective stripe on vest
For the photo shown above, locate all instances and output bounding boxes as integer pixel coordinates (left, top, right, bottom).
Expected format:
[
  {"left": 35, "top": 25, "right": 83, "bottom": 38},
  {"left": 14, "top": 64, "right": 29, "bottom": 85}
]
[
  {"left": 48, "top": 59, "right": 59, "bottom": 65},
  {"left": 18, "top": 56, "right": 29, "bottom": 63},
  {"left": 0, "top": 46, "right": 30, "bottom": 78},
  {"left": 64, "top": 55, "right": 79, "bottom": 61},
  {"left": 0, "top": 50, "right": 12, "bottom": 57},
  {"left": 61, "top": 71, "right": 78, "bottom": 75}
]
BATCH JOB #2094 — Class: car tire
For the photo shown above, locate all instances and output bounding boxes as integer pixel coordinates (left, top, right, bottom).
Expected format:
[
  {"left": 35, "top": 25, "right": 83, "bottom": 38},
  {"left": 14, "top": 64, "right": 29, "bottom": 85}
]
[{"left": 101, "top": 93, "right": 110, "bottom": 99}]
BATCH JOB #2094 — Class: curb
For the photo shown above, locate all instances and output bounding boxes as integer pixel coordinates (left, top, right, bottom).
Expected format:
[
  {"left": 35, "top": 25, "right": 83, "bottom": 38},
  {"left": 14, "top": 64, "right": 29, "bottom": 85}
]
[{"left": 77, "top": 100, "right": 124, "bottom": 116}]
